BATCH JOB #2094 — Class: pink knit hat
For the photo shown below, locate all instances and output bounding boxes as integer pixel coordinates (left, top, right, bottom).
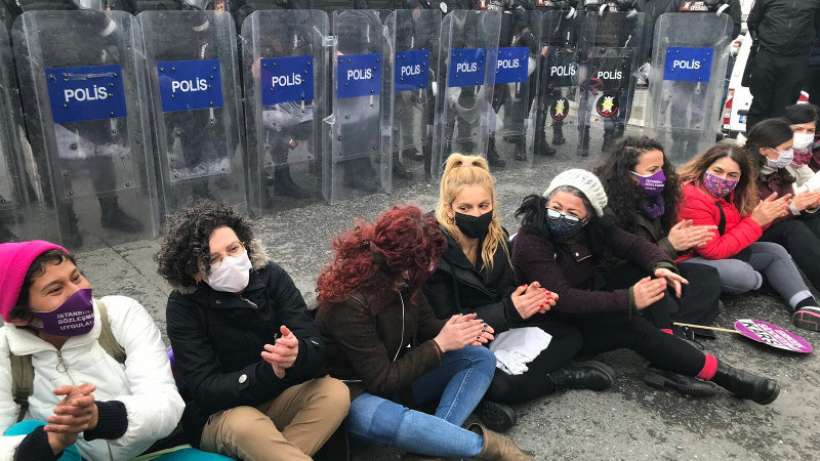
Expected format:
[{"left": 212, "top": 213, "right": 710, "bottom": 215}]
[{"left": 0, "top": 241, "right": 68, "bottom": 322}]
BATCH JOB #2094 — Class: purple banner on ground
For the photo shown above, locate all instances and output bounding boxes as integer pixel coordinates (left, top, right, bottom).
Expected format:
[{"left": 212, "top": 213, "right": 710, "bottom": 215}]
[{"left": 734, "top": 319, "right": 813, "bottom": 354}]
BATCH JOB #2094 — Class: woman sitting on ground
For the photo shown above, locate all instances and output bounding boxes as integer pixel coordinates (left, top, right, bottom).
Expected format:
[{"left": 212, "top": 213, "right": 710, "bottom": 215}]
[
  {"left": 316, "top": 205, "right": 532, "bottom": 461},
  {"left": 425, "top": 154, "right": 614, "bottom": 431},
  {"left": 512, "top": 168, "right": 780, "bottom": 404},
  {"left": 677, "top": 143, "right": 820, "bottom": 331}
]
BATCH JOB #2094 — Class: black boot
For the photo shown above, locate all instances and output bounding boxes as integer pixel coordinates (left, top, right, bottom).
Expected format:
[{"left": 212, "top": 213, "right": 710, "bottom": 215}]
[
  {"left": 642, "top": 367, "right": 718, "bottom": 397},
  {"left": 476, "top": 400, "right": 517, "bottom": 433},
  {"left": 553, "top": 124, "right": 566, "bottom": 146},
  {"left": 547, "top": 361, "right": 615, "bottom": 392},
  {"left": 512, "top": 139, "right": 527, "bottom": 161},
  {"left": 272, "top": 165, "right": 311, "bottom": 199},
  {"left": 578, "top": 126, "right": 590, "bottom": 157},
  {"left": 62, "top": 207, "right": 83, "bottom": 249},
  {"left": 486, "top": 136, "right": 505, "bottom": 168},
  {"left": 534, "top": 134, "right": 556, "bottom": 157},
  {"left": 711, "top": 362, "right": 780, "bottom": 405},
  {"left": 99, "top": 197, "right": 144, "bottom": 233},
  {"left": 392, "top": 151, "right": 414, "bottom": 180}
]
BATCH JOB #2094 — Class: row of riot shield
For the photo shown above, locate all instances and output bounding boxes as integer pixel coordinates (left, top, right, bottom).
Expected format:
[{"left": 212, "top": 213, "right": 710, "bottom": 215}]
[{"left": 0, "top": 8, "right": 733, "bottom": 249}]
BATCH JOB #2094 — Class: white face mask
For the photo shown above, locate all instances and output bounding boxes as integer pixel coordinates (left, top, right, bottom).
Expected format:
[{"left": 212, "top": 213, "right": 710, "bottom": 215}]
[
  {"left": 206, "top": 251, "right": 253, "bottom": 293},
  {"left": 794, "top": 132, "right": 815, "bottom": 151},
  {"left": 766, "top": 148, "right": 794, "bottom": 170}
]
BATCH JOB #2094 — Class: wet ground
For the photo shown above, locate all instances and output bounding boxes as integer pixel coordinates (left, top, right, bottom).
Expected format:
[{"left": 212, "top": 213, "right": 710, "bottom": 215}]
[{"left": 76, "top": 148, "right": 820, "bottom": 461}]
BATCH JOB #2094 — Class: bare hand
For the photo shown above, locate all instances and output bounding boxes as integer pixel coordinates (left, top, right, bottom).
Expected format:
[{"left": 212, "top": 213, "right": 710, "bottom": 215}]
[
  {"left": 751, "top": 193, "right": 792, "bottom": 227},
  {"left": 434, "top": 313, "right": 490, "bottom": 353},
  {"left": 790, "top": 192, "right": 820, "bottom": 212},
  {"left": 46, "top": 384, "right": 97, "bottom": 435},
  {"left": 632, "top": 277, "right": 667, "bottom": 310},
  {"left": 261, "top": 325, "right": 299, "bottom": 379},
  {"left": 667, "top": 220, "right": 716, "bottom": 251},
  {"left": 653, "top": 268, "right": 688, "bottom": 299},
  {"left": 511, "top": 282, "right": 558, "bottom": 320}
]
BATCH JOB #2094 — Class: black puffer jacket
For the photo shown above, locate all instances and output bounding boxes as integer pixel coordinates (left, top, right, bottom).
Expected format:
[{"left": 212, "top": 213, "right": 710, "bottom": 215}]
[
  {"left": 424, "top": 226, "right": 524, "bottom": 333},
  {"left": 165, "top": 242, "right": 325, "bottom": 447},
  {"left": 748, "top": 0, "right": 820, "bottom": 56}
]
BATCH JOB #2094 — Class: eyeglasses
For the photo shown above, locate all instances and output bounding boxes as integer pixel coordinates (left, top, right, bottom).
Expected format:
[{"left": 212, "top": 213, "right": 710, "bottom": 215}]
[
  {"left": 209, "top": 241, "right": 246, "bottom": 265},
  {"left": 547, "top": 208, "right": 582, "bottom": 222}
]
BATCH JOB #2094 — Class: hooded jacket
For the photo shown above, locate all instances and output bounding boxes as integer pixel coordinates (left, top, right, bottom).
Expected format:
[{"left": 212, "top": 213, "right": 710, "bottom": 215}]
[
  {"left": 0, "top": 297, "right": 184, "bottom": 461},
  {"left": 165, "top": 242, "right": 325, "bottom": 447}
]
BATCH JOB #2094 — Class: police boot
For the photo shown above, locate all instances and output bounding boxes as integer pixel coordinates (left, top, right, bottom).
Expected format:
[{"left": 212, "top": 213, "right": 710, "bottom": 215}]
[
  {"left": 711, "top": 362, "right": 780, "bottom": 405},
  {"left": 547, "top": 361, "right": 615, "bottom": 392},
  {"left": 62, "top": 207, "right": 83, "bottom": 249},
  {"left": 553, "top": 123, "right": 566, "bottom": 146},
  {"left": 392, "top": 151, "right": 414, "bottom": 180},
  {"left": 273, "top": 165, "right": 310, "bottom": 199},
  {"left": 343, "top": 159, "right": 380, "bottom": 193},
  {"left": 534, "top": 132, "right": 556, "bottom": 157},
  {"left": 99, "top": 196, "right": 144, "bottom": 233},
  {"left": 487, "top": 136, "right": 506, "bottom": 168},
  {"left": 578, "top": 126, "right": 590, "bottom": 157},
  {"left": 403, "top": 145, "right": 423, "bottom": 162}
]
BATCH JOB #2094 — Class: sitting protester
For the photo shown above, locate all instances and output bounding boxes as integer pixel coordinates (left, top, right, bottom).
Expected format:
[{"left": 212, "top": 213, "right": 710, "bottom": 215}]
[
  {"left": 425, "top": 154, "right": 614, "bottom": 430},
  {"left": 512, "top": 169, "right": 780, "bottom": 404},
  {"left": 678, "top": 144, "right": 820, "bottom": 331},
  {"left": 0, "top": 241, "right": 192, "bottom": 460},
  {"left": 596, "top": 136, "right": 722, "bottom": 333},
  {"left": 782, "top": 103, "right": 819, "bottom": 172},
  {"left": 316, "top": 205, "right": 532, "bottom": 461},
  {"left": 156, "top": 202, "right": 350, "bottom": 461}
]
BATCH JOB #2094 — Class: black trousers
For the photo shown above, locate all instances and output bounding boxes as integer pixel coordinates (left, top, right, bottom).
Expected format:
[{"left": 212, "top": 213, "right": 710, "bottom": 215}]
[
  {"left": 747, "top": 49, "right": 810, "bottom": 131},
  {"left": 600, "top": 263, "right": 677, "bottom": 330},
  {"left": 487, "top": 319, "right": 583, "bottom": 404},
  {"left": 761, "top": 215, "right": 820, "bottom": 290}
]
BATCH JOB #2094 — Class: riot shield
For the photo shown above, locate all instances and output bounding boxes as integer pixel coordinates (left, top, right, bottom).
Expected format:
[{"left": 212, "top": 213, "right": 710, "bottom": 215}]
[
  {"left": 324, "top": 9, "right": 392, "bottom": 202},
  {"left": 647, "top": 12, "right": 732, "bottom": 161},
  {"left": 0, "top": 21, "right": 25, "bottom": 243},
  {"left": 532, "top": 8, "right": 581, "bottom": 160},
  {"left": 243, "top": 10, "right": 329, "bottom": 213},
  {"left": 12, "top": 10, "right": 158, "bottom": 249},
  {"left": 139, "top": 11, "right": 246, "bottom": 218},
  {"left": 575, "top": 9, "right": 644, "bottom": 157},
  {"left": 489, "top": 8, "right": 539, "bottom": 167},
  {"left": 386, "top": 8, "right": 441, "bottom": 184},
  {"left": 432, "top": 9, "right": 501, "bottom": 174}
]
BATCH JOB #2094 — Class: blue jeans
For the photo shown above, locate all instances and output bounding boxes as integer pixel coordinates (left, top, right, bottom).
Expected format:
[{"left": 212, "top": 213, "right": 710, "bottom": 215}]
[
  {"left": 346, "top": 345, "right": 496, "bottom": 458},
  {"left": 3, "top": 420, "right": 231, "bottom": 460}
]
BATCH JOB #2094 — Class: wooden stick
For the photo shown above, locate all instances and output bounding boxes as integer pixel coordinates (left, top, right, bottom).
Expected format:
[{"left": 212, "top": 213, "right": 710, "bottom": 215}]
[{"left": 672, "top": 322, "right": 740, "bottom": 334}]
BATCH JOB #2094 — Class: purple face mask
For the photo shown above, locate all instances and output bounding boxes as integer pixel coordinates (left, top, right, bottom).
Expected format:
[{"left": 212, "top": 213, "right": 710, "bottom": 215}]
[
  {"left": 632, "top": 170, "right": 666, "bottom": 197},
  {"left": 32, "top": 288, "right": 95, "bottom": 337},
  {"left": 703, "top": 171, "right": 739, "bottom": 198}
]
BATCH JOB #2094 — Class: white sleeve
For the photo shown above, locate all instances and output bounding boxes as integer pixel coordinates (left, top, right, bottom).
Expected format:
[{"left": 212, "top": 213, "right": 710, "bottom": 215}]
[
  {"left": 101, "top": 296, "right": 184, "bottom": 450},
  {"left": 0, "top": 330, "right": 24, "bottom": 461}
]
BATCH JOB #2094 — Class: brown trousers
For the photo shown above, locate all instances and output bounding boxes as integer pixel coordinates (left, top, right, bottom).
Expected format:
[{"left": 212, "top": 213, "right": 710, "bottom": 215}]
[{"left": 200, "top": 376, "right": 350, "bottom": 461}]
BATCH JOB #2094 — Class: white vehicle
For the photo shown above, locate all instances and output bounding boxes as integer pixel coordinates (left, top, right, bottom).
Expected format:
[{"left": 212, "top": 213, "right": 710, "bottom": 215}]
[{"left": 721, "top": 32, "right": 753, "bottom": 136}]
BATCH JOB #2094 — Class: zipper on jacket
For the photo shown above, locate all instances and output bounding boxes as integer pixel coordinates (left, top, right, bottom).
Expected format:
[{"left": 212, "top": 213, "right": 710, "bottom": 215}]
[{"left": 240, "top": 296, "right": 258, "bottom": 309}]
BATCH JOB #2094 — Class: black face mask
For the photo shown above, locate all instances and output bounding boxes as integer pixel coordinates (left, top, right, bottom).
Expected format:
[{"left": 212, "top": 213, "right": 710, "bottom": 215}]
[{"left": 455, "top": 211, "right": 493, "bottom": 240}]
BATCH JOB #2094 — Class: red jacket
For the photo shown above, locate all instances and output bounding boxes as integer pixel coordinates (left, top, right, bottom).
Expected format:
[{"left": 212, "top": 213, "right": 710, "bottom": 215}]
[{"left": 677, "top": 183, "right": 763, "bottom": 261}]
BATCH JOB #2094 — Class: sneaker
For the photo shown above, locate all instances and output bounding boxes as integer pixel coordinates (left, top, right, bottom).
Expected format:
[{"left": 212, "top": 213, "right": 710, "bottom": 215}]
[
  {"left": 475, "top": 400, "right": 517, "bottom": 433},
  {"left": 792, "top": 307, "right": 820, "bottom": 332}
]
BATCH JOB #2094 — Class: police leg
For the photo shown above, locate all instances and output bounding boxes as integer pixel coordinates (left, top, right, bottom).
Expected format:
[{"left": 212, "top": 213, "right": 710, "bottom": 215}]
[
  {"left": 93, "top": 152, "right": 144, "bottom": 234},
  {"left": 486, "top": 85, "right": 505, "bottom": 167},
  {"left": 269, "top": 125, "right": 311, "bottom": 200}
]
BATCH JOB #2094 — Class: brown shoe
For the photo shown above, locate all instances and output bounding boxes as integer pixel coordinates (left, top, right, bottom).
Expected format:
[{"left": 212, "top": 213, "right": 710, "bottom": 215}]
[{"left": 470, "top": 423, "right": 533, "bottom": 461}]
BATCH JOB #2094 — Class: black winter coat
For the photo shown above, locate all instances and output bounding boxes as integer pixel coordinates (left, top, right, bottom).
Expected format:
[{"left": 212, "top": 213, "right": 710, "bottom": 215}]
[
  {"left": 748, "top": 0, "right": 820, "bottom": 56},
  {"left": 424, "top": 227, "right": 524, "bottom": 333},
  {"left": 166, "top": 251, "right": 325, "bottom": 447}
]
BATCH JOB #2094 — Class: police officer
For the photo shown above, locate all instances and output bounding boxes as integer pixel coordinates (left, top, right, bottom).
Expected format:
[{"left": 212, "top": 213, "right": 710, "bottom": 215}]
[{"left": 532, "top": 0, "right": 578, "bottom": 156}]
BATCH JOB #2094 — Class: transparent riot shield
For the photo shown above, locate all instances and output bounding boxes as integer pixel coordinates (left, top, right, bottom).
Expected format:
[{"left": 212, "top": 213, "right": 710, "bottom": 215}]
[
  {"left": 532, "top": 8, "right": 581, "bottom": 160},
  {"left": 490, "top": 8, "right": 540, "bottom": 167},
  {"left": 647, "top": 12, "right": 731, "bottom": 161},
  {"left": 12, "top": 11, "right": 158, "bottom": 249},
  {"left": 139, "top": 11, "right": 246, "bottom": 218},
  {"left": 386, "top": 8, "right": 441, "bottom": 185},
  {"left": 0, "top": 21, "right": 25, "bottom": 243},
  {"left": 433, "top": 9, "right": 501, "bottom": 174},
  {"left": 324, "top": 9, "right": 392, "bottom": 202},
  {"left": 575, "top": 10, "right": 644, "bottom": 157},
  {"left": 243, "top": 10, "right": 329, "bottom": 214}
]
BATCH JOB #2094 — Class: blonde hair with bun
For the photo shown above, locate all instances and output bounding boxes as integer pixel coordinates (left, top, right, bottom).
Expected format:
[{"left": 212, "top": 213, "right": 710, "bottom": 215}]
[{"left": 435, "top": 153, "right": 508, "bottom": 270}]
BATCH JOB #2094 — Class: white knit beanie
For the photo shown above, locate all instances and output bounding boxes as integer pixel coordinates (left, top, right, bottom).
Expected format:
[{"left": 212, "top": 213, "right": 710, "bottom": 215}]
[{"left": 543, "top": 169, "right": 608, "bottom": 217}]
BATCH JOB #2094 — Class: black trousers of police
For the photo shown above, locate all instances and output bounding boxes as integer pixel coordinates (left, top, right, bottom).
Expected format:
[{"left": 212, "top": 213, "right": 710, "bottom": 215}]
[{"left": 747, "top": 48, "right": 810, "bottom": 131}]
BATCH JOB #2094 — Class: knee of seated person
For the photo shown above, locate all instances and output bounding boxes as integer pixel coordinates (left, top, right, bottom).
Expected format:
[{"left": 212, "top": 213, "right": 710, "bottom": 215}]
[
  {"left": 756, "top": 241, "right": 792, "bottom": 260},
  {"left": 460, "top": 345, "right": 497, "bottom": 375},
  {"left": 310, "top": 376, "right": 351, "bottom": 417},
  {"left": 220, "top": 406, "right": 271, "bottom": 445}
]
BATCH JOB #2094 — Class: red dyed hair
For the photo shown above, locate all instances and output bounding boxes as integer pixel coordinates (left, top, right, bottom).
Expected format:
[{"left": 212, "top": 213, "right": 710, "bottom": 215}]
[{"left": 317, "top": 206, "right": 446, "bottom": 304}]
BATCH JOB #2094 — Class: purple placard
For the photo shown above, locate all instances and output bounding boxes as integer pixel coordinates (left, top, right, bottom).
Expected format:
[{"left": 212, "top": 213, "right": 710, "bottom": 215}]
[{"left": 734, "top": 319, "right": 813, "bottom": 354}]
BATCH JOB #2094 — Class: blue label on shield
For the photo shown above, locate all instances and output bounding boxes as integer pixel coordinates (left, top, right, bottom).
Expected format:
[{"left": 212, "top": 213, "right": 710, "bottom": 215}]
[
  {"left": 448, "top": 48, "right": 486, "bottom": 87},
  {"left": 261, "top": 56, "right": 314, "bottom": 106},
  {"left": 663, "top": 47, "right": 713, "bottom": 82},
  {"left": 495, "top": 47, "right": 529, "bottom": 84},
  {"left": 395, "top": 49, "right": 430, "bottom": 92},
  {"left": 46, "top": 64, "right": 127, "bottom": 124},
  {"left": 158, "top": 59, "right": 223, "bottom": 113},
  {"left": 337, "top": 53, "right": 382, "bottom": 99}
]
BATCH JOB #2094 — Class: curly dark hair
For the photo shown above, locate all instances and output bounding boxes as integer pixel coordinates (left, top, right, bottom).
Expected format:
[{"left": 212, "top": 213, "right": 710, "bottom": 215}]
[
  {"left": 317, "top": 206, "right": 446, "bottom": 306},
  {"left": 155, "top": 201, "right": 256, "bottom": 290},
  {"left": 595, "top": 136, "right": 680, "bottom": 234}
]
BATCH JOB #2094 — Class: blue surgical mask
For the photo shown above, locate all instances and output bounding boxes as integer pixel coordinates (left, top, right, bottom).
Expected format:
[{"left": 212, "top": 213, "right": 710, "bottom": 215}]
[{"left": 546, "top": 208, "right": 585, "bottom": 241}]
